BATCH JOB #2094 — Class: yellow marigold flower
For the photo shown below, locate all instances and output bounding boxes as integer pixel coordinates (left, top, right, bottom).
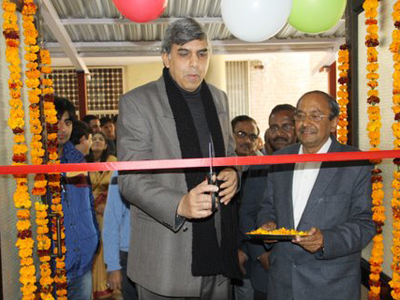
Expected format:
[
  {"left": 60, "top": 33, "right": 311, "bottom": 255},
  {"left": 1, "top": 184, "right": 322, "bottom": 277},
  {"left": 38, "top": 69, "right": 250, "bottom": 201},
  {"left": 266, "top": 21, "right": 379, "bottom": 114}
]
[
  {"left": 17, "top": 209, "right": 30, "bottom": 219},
  {"left": 367, "top": 72, "right": 379, "bottom": 80},
  {"left": 41, "top": 66, "right": 52, "bottom": 74},
  {"left": 37, "top": 226, "right": 49, "bottom": 235},
  {"left": 19, "top": 248, "right": 33, "bottom": 259}
]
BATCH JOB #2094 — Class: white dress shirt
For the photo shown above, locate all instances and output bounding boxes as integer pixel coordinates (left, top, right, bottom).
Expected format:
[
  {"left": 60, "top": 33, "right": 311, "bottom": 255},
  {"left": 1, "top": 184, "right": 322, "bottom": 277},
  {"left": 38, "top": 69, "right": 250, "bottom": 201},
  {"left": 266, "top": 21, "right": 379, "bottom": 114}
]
[{"left": 292, "top": 138, "right": 332, "bottom": 228}]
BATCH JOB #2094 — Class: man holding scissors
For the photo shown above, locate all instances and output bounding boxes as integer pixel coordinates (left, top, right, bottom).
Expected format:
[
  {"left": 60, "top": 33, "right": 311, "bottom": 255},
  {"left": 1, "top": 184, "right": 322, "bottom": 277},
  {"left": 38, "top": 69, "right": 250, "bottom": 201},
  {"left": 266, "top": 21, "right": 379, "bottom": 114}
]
[{"left": 117, "top": 18, "right": 240, "bottom": 299}]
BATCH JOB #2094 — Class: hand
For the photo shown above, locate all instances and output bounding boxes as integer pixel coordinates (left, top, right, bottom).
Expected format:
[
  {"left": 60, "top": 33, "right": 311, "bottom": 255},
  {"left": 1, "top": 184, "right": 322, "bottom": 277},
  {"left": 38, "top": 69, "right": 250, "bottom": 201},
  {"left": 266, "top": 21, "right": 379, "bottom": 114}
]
[
  {"left": 261, "top": 221, "right": 277, "bottom": 243},
  {"left": 107, "top": 270, "right": 122, "bottom": 291},
  {"left": 177, "top": 179, "right": 219, "bottom": 219},
  {"left": 217, "top": 167, "right": 238, "bottom": 204},
  {"left": 258, "top": 252, "right": 270, "bottom": 271},
  {"left": 293, "top": 227, "right": 324, "bottom": 253},
  {"left": 237, "top": 249, "right": 248, "bottom": 275}
]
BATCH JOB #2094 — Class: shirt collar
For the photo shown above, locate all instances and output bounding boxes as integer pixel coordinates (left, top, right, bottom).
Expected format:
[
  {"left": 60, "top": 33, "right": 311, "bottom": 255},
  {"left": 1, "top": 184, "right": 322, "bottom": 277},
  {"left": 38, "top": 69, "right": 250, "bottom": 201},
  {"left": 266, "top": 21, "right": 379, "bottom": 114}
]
[{"left": 299, "top": 137, "right": 332, "bottom": 155}]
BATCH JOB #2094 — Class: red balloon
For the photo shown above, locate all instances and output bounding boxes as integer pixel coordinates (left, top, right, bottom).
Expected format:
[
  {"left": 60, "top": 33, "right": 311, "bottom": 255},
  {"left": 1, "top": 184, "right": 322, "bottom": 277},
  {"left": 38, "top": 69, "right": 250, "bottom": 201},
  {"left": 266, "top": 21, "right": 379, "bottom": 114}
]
[{"left": 112, "top": 0, "right": 168, "bottom": 23}]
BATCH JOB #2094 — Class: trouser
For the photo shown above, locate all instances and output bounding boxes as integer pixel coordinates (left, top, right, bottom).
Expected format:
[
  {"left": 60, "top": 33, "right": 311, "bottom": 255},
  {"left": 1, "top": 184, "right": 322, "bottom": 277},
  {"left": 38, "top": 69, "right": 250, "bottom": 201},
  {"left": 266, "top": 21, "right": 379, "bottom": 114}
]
[
  {"left": 67, "top": 269, "right": 92, "bottom": 300},
  {"left": 234, "top": 278, "right": 254, "bottom": 300},
  {"left": 137, "top": 275, "right": 231, "bottom": 300},
  {"left": 120, "top": 250, "right": 138, "bottom": 300}
]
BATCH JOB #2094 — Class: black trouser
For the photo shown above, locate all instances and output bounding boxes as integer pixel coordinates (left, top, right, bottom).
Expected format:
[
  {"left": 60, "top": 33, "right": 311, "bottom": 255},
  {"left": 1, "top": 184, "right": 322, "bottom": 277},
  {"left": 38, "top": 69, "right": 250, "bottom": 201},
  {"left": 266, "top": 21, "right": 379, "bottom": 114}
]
[{"left": 120, "top": 250, "right": 138, "bottom": 300}]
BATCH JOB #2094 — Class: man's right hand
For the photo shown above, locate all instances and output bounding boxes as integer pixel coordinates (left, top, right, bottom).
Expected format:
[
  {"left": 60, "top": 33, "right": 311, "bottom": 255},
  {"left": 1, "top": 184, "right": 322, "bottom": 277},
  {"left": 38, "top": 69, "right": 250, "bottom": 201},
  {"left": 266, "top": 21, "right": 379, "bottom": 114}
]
[
  {"left": 261, "top": 221, "right": 277, "bottom": 243},
  {"left": 258, "top": 252, "right": 270, "bottom": 271},
  {"left": 107, "top": 269, "right": 122, "bottom": 291},
  {"left": 177, "top": 179, "right": 219, "bottom": 219},
  {"left": 237, "top": 249, "right": 248, "bottom": 275}
]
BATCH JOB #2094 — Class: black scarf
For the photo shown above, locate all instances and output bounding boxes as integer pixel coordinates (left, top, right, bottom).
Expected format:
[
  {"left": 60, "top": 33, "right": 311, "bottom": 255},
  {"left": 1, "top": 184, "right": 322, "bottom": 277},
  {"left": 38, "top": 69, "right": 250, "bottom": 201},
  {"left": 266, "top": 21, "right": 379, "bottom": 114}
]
[{"left": 163, "top": 68, "right": 240, "bottom": 279}]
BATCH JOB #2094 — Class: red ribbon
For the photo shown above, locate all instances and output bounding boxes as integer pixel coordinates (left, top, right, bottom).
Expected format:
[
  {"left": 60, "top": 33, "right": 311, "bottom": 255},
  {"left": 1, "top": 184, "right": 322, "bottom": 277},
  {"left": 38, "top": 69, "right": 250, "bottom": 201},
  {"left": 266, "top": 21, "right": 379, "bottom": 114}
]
[{"left": 0, "top": 150, "right": 399, "bottom": 175}]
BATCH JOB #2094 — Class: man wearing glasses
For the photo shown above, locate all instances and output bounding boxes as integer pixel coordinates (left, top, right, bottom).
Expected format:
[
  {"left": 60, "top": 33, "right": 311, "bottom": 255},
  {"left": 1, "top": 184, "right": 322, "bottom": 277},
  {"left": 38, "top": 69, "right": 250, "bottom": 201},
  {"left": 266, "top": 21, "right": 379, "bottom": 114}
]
[
  {"left": 117, "top": 18, "right": 240, "bottom": 299},
  {"left": 265, "top": 104, "right": 296, "bottom": 155},
  {"left": 257, "top": 90, "right": 375, "bottom": 300},
  {"left": 238, "top": 105, "right": 296, "bottom": 300},
  {"left": 231, "top": 115, "right": 260, "bottom": 157}
]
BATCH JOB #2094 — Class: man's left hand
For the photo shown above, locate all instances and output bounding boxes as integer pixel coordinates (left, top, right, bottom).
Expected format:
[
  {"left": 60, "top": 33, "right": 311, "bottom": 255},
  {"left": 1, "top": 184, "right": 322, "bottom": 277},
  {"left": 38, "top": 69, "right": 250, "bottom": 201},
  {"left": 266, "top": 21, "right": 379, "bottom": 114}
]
[
  {"left": 292, "top": 227, "right": 324, "bottom": 253},
  {"left": 217, "top": 167, "right": 238, "bottom": 204}
]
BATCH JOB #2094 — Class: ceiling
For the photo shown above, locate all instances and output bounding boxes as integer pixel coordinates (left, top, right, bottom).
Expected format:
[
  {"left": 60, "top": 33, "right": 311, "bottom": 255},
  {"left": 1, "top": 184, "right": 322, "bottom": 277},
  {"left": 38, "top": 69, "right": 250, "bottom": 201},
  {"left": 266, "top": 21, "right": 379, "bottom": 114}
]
[{"left": 39, "top": 0, "right": 346, "bottom": 72}]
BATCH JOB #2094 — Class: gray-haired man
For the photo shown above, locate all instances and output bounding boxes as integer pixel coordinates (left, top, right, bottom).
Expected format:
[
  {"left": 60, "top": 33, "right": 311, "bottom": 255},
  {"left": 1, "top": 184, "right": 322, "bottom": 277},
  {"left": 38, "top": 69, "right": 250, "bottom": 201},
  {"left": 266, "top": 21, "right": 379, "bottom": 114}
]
[{"left": 117, "top": 18, "right": 241, "bottom": 299}]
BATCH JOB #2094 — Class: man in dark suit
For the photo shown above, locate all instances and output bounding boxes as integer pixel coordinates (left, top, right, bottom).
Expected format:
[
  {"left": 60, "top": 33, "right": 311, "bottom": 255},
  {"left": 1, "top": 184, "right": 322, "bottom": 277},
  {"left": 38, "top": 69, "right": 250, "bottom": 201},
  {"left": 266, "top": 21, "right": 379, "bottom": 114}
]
[
  {"left": 118, "top": 18, "right": 240, "bottom": 299},
  {"left": 257, "top": 91, "right": 375, "bottom": 300},
  {"left": 238, "top": 104, "right": 296, "bottom": 300}
]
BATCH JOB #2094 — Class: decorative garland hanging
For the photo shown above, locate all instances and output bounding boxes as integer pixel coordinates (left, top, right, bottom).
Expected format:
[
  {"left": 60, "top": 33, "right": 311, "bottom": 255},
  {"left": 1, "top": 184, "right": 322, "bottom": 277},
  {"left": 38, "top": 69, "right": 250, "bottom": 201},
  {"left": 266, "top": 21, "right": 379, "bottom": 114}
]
[
  {"left": 2, "top": 0, "right": 37, "bottom": 298},
  {"left": 40, "top": 48, "right": 68, "bottom": 299},
  {"left": 337, "top": 44, "right": 350, "bottom": 144},
  {"left": 363, "top": 0, "right": 385, "bottom": 299},
  {"left": 390, "top": 1, "right": 400, "bottom": 299},
  {"left": 21, "top": 1, "right": 54, "bottom": 298}
]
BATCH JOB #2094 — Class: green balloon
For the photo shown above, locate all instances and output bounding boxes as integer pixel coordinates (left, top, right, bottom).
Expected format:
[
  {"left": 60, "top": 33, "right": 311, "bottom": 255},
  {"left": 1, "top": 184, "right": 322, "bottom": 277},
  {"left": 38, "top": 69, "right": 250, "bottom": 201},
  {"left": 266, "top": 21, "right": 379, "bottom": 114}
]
[{"left": 289, "top": 0, "right": 347, "bottom": 34}]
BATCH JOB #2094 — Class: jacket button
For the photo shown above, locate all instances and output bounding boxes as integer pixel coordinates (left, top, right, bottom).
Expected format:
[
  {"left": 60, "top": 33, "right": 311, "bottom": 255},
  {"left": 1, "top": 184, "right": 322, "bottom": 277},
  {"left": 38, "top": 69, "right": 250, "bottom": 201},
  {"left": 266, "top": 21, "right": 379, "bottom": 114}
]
[{"left": 183, "top": 227, "right": 188, "bottom": 232}]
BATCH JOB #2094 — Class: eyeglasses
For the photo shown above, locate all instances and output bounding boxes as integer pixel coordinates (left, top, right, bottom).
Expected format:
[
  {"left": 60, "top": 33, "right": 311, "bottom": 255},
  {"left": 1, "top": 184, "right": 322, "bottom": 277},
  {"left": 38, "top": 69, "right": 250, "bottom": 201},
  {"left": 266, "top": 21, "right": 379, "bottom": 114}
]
[
  {"left": 234, "top": 131, "right": 258, "bottom": 141},
  {"left": 269, "top": 124, "right": 294, "bottom": 133},
  {"left": 294, "top": 112, "right": 328, "bottom": 123}
]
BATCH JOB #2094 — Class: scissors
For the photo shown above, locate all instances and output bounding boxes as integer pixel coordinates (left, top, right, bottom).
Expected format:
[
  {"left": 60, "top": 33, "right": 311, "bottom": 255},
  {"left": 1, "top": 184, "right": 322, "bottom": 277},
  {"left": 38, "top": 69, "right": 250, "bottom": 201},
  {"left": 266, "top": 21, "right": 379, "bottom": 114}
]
[{"left": 208, "top": 137, "right": 218, "bottom": 213}]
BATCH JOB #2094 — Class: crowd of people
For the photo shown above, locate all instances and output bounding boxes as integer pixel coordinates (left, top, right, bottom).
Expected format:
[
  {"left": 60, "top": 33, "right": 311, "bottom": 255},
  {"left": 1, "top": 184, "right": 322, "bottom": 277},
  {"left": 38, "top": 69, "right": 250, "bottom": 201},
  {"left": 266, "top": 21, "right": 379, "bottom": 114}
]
[{"left": 52, "top": 17, "right": 375, "bottom": 300}]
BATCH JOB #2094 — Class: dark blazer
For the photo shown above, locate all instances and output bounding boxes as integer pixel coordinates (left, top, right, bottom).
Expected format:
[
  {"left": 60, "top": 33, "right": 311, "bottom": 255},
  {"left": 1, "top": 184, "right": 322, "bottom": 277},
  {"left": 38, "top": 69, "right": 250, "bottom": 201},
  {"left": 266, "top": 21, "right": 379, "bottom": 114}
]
[
  {"left": 257, "top": 137, "right": 375, "bottom": 300},
  {"left": 239, "top": 164, "right": 269, "bottom": 293}
]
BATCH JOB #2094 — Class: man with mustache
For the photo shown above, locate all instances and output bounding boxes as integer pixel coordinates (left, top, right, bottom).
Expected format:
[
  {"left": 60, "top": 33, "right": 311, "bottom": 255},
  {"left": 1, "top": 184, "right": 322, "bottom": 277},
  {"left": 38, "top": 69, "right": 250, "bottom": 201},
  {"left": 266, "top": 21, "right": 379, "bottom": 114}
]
[
  {"left": 117, "top": 18, "right": 240, "bottom": 299},
  {"left": 238, "top": 105, "right": 296, "bottom": 300},
  {"left": 231, "top": 115, "right": 260, "bottom": 157},
  {"left": 257, "top": 91, "right": 375, "bottom": 300},
  {"left": 264, "top": 104, "right": 296, "bottom": 155}
]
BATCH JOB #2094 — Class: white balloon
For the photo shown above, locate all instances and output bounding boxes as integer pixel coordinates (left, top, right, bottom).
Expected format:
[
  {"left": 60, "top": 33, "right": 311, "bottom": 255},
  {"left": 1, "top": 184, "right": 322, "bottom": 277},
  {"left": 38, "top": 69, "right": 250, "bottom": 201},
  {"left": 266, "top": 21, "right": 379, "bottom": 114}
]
[{"left": 222, "top": 0, "right": 293, "bottom": 42}]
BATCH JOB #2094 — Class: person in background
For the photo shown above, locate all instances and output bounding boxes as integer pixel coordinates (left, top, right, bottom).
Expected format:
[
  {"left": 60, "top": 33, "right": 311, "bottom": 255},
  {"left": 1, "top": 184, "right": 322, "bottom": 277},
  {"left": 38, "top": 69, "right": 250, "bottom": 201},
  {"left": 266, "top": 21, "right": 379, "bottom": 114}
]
[
  {"left": 256, "top": 136, "right": 264, "bottom": 153},
  {"left": 238, "top": 104, "right": 297, "bottom": 300},
  {"left": 262, "top": 130, "right": 273, "bottom": 156},
  {"left": 258, "top": 91, "right": 375, "bottom": 300},
  {"left": 230, "top": 115, "right": 260, "bottom": 300},
  {"left": 117, "top": 17, "right": 240, "bottom": 300},
  {"left": 100, "top": 116, "right": 117, "bottom": 155},
  {"left": 103, "top": 171, "right": 138, "bottom": 299},
  {"left": 267, "top": 104, "right": 296, "bottom": 154},
  {"left": 55, "top": 96, "right": 99, "bottom": 299},
  {"left": 231, "top": 115, "right": 260, "bottom": 157},
  {"left": 100, "top": 116, "right": 116, "bottom": 142},
  {"left": 70, "top": 120, "right": 93, "bottom": 155},
  {"left": 86, "top": 132, "right": 117, "bottom": 299},
  {"left": 82, "top": 114, "right": 102, "bottom": 134}
]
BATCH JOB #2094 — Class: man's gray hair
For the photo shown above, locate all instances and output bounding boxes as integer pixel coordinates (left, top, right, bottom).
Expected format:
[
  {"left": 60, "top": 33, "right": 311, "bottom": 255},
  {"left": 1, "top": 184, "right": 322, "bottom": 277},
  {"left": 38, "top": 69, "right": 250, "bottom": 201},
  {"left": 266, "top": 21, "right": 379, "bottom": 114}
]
[
  {"left": 297, "top": 90, "right": 340, "bottom": 120},
  {"left": 161, "top": 18, "right": 209, "bottom": 54}
]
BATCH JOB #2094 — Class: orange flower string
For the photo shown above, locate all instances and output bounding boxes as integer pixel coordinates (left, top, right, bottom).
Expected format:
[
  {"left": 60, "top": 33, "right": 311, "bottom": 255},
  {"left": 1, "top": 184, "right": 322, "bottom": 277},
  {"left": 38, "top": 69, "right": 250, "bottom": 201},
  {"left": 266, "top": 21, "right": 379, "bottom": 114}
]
[
  {"left": 2, "top": 0, "right": 37, "bottom": 298},
  {"left": 21, "top": 1, "right": 54, "bottom": 298},
  {"left": 40, "top": 48, "right": 68, "bottom": 298},
  {"left": 390, "top": 1, "right": 400, "bottom": 299},
  {"left": 337, "top": 44, "right": 349, "bottom": 144},
  {"left": 363, "top": 1, "right": 384, "bottom": 299}
]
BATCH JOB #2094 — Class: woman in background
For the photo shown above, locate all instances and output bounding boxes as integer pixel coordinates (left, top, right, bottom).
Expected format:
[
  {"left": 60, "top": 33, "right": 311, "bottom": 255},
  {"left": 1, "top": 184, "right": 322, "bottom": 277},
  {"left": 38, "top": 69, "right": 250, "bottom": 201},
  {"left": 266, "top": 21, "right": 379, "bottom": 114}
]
[{"left": 86, "top": 131, "right": 117, "bottom": 299}]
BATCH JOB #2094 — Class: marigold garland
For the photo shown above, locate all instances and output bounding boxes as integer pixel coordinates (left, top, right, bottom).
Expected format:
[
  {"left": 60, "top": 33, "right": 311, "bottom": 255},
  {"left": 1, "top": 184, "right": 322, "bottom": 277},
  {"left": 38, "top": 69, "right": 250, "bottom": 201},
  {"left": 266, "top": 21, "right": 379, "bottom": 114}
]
[
  {"left": 2, "top": 0, "right": 37, "bottom": 298},
  {"left": 390, "top": 1, "right": 400, "bottom": 299},
  {"left": 21, "top": 1, "right": 56, "bottom": 298},
  {"left": 363, "top": 1, "right": 384, "bottom": 299},
  {"left": 40, "top": 48, "right": 68, "bottom": 298},
  {"left": 337, "top": 44, "right": 349, "bottom": 144}
]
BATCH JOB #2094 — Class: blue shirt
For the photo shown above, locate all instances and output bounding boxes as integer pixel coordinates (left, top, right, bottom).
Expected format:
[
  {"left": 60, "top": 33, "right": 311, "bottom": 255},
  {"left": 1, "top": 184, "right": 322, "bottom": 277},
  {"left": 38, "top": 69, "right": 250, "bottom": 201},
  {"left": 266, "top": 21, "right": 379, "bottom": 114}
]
[
  {"left": 60, "top": 141, "right": 99, "bottom": 280},
  {"left": 103, "top": 171, "right": 131, "bottom": 271}
]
